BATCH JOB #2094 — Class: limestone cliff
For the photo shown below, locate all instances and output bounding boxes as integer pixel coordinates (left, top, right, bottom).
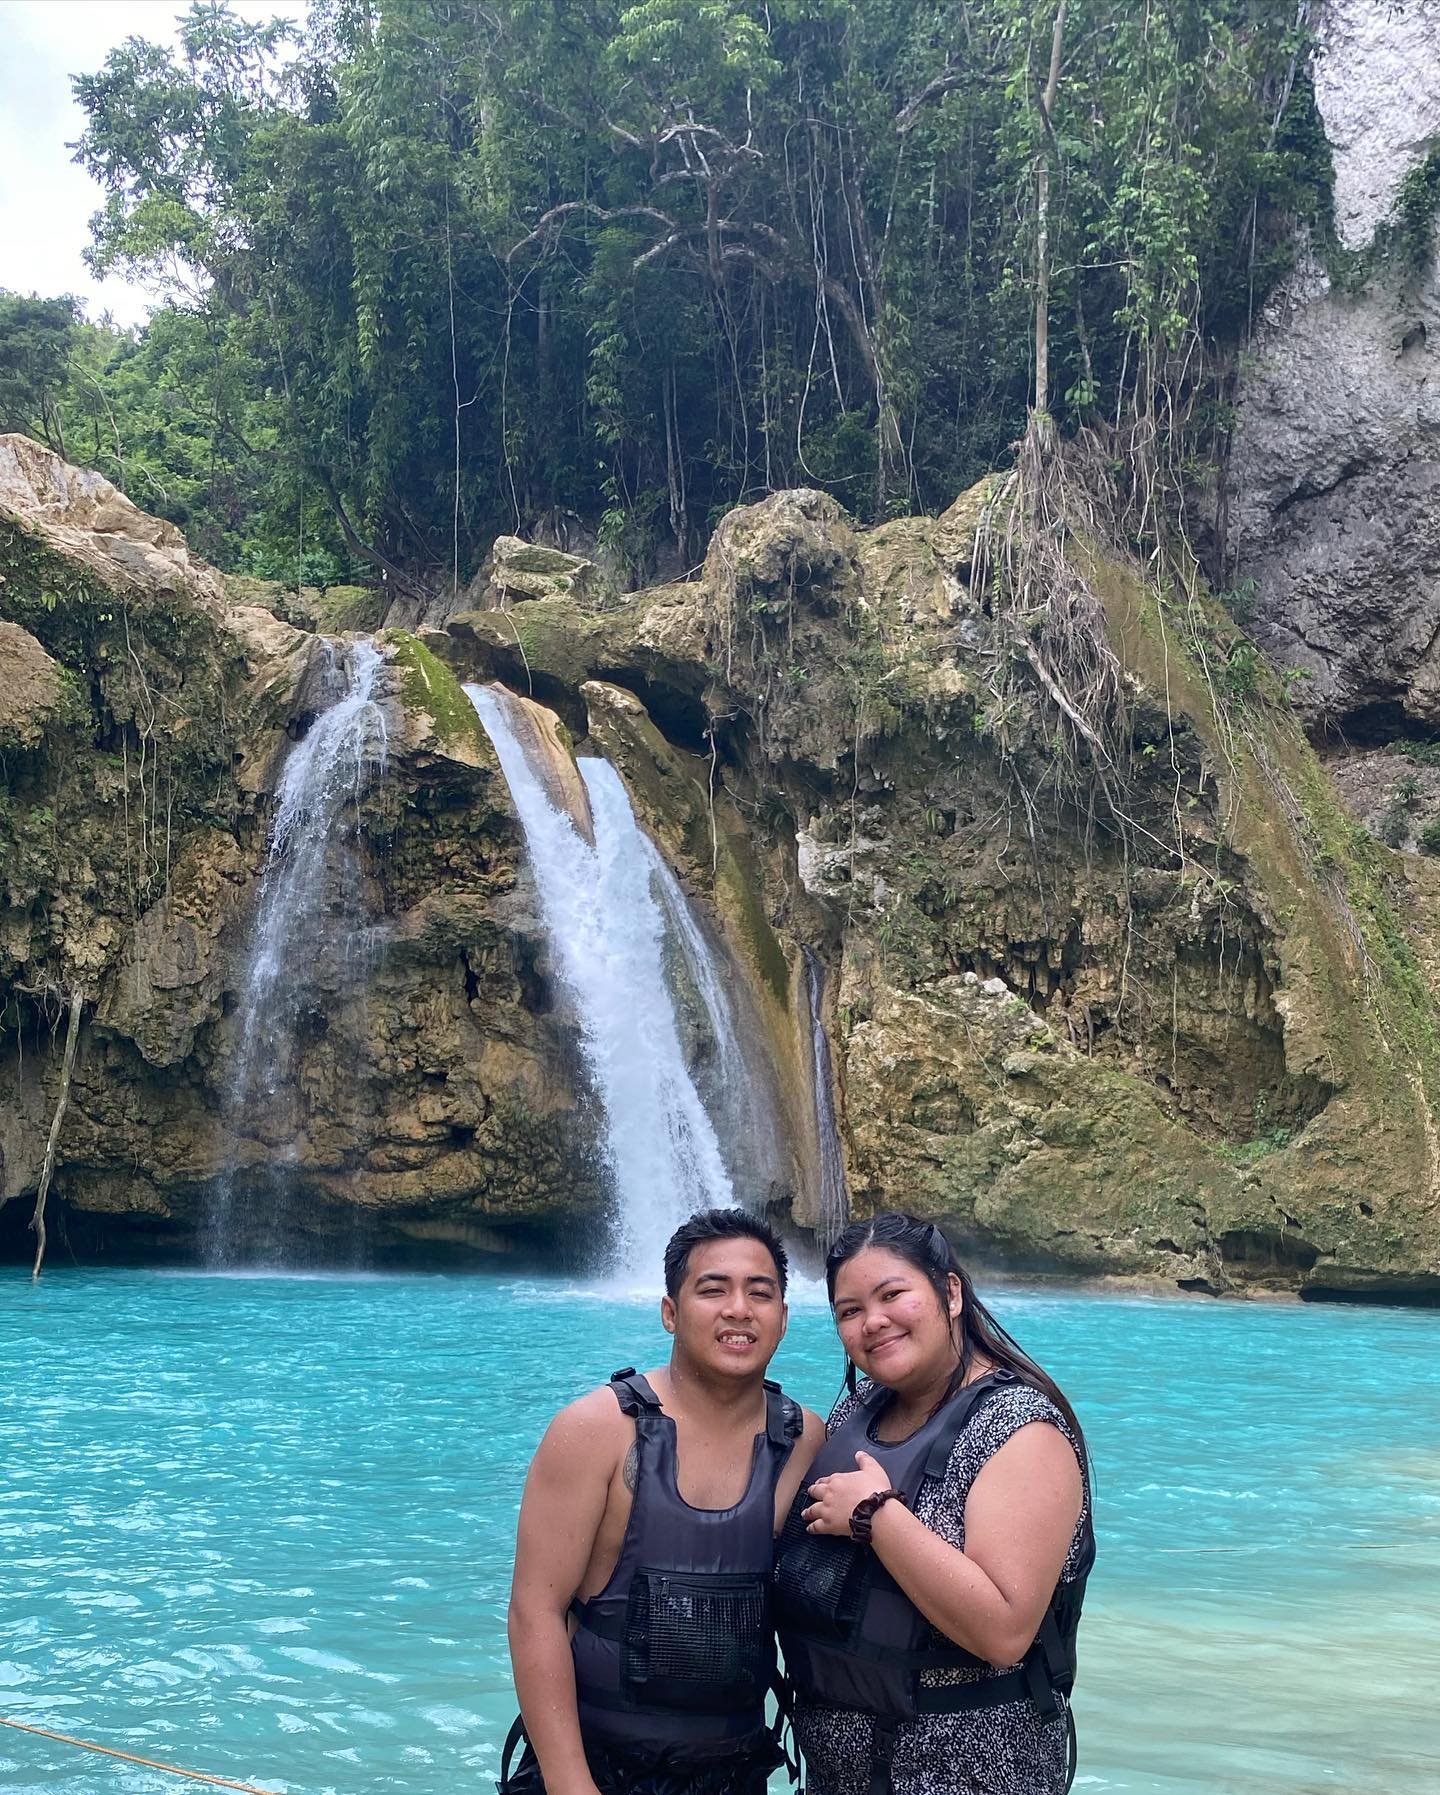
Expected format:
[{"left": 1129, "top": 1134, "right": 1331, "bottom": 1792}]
[
  {"left": 0, "top": 437, "right": 601, "bottom": 1261},
  {"left": 6, "top": 432, "right": 1440, "bottom": 1300},
  {"left": 1228, "top": 0, "right": 1440, "bottom": 737},
  {"left": 447, "top": 483, "right": 1440, "bottom": 1302}
]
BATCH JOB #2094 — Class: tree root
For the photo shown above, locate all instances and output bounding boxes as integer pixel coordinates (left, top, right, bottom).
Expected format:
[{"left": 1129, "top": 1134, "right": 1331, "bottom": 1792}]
[{"left": 30, "top": 987, "right": 84, "bottom": 1280}]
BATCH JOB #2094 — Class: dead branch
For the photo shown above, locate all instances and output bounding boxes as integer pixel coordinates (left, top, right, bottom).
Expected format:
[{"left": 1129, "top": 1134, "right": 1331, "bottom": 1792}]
[{"left": 30, "top": 986, "right": 84, "bottom": 1280}]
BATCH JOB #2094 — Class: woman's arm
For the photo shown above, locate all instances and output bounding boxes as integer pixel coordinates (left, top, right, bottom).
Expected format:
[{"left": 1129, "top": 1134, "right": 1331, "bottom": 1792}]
[{"left": 802, "top": 1421, "right": 1082, "bottom": 1666}]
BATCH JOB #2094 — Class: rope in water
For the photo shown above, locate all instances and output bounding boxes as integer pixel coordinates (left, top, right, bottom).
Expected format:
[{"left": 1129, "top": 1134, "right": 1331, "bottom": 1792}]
[{"left": 0, "top": 1715, "right": 283, "bottom": 1794}]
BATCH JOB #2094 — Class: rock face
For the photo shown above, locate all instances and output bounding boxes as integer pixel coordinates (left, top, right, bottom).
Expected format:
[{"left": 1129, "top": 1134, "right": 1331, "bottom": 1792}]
[
  {"left": 1228, "top": 0, "right": 1440, "bottom": 735},
  {"left": 0, "top": 620, "right": 64, "bottom": 747},
  {"left": 1313, "top": 0, "right": 1440, "bottom": 250},
  {"left": 6, "top": 434, "right": 1440, "bottom": 1300},
  {"left": 0, "top": 437, "right": 602, "bottom": 1262},
  {"left": 446, "top": 480, "right": 1440, "bottom": 1301}
]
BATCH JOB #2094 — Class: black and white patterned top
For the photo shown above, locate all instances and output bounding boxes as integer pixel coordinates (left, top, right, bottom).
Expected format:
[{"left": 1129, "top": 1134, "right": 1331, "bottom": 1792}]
[{"left": 793, "top": 1380, "right": 1091, "bottom": 1795}]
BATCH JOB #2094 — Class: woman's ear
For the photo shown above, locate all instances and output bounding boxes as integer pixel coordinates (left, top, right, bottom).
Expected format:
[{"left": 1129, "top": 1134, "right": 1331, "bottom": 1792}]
[{"left": 946, "top": 1271, "right": 963, "bottom": 1320}]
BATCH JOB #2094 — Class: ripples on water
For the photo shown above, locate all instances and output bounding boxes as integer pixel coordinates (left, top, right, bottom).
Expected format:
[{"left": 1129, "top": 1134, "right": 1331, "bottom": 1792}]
[{"left": 1, "top": 1271, "right": 1436, "bottom": 1794}]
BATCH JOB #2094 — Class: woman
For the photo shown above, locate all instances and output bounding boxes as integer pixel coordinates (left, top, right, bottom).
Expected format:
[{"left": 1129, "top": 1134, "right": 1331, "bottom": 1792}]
[{"left": 775, "top": 1213, "right": 1093, "bottom": 1795}]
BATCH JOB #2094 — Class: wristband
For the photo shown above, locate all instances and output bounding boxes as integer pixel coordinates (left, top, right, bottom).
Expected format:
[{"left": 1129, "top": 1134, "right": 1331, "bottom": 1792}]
[{"left": 849, "top": 1487, "right": 907, "bottom": 1543}]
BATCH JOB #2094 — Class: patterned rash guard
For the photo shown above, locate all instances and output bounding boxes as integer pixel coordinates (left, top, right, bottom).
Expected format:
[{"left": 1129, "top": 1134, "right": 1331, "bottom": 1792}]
[{"left": 792, "top": 1382, "right": 1091, "bottom": 1795}]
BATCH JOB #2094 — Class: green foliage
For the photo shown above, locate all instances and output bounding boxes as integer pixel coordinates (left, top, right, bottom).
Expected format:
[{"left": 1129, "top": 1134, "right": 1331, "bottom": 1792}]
[
  {"left": 1418, "top": 818, "right": 1440, "bottom": 858},
  {"left": 1219, "top": 639, "right": 1263, "bottom": 702},
  {"left": 1394, "top": 145, "right": 1440, "bottom": 274},
  {"left": 0, "top": 293, "right": 79, "bottom": 451},
  {"left": 1394, "top": 738, "right": 1440, "bottom": 770},
  {"left": 1216, "top": 577, "right": 1257, "bottom": 625},
  {"left": 1216, "top": 1125, "right": 1293, "bottom": 1167},
  {"left": 0, "top": 0, "right": 1332, "bottom": 585}
]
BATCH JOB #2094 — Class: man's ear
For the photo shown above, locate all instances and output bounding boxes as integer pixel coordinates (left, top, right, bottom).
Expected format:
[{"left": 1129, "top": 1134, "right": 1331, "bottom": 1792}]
[{"left": 660, "top": 1292, "right": 678, "bottom": 1335}]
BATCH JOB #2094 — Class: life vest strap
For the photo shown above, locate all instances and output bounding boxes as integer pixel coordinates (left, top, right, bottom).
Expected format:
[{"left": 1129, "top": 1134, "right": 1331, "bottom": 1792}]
[
  {"left": 497, "top": 1714, "right": 529, "bottom": 1792},
  {"left": 608, "top": 1368, "right": 665, "bottom": 1418},
  {"left": 913, "top": 1666, "right": 1032, "bottom": 1713},
  {"left": 570, "top": 1595, "right": 624, "bottom": 1640},
  {"left": 917, "top": 1369, "right": 1016, "bottom": 1482},
  {"left": 865, "top": 1723, "right": 898, "bottom": 1795},
  {"left": 763, "top": 1379, "right": 803, "bottom": 1449}
]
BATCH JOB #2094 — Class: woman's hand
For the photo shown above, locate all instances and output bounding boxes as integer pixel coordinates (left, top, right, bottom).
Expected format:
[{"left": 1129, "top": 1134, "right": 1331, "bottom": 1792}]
[{"left": 802, "top": 1450, "right": 890, "bottom": 1537}]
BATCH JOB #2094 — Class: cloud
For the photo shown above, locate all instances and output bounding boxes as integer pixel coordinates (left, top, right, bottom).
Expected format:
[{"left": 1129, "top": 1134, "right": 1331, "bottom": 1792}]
[{"left": 0, "top": 1, "right": 305, "bottom": 327}]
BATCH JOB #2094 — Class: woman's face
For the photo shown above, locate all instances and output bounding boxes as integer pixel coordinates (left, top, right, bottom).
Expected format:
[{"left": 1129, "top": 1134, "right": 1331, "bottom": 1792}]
[{"left": 831, "top": 1245, "right": 961, "bottom": 1394}]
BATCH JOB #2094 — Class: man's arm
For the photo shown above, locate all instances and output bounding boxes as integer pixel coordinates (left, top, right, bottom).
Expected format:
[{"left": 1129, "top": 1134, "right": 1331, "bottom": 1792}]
[
  {"left": 773, "top": 1406, "right": 827, "bottom": 1531},
  {"left": 508, "top": 1391, "right": 622, "bottom": 1795}
]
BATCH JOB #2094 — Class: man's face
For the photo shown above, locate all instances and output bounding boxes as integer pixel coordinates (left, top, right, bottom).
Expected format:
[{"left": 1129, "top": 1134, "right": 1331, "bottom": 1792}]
[{"left": 661, "top": 1237, "right": 788, "bottom": 1380}]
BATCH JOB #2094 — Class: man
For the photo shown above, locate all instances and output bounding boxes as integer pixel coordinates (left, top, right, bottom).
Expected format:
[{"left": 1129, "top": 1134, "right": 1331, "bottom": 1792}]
[{"left": 505, "top": 1208, "right": 825, "bottom": 1795}]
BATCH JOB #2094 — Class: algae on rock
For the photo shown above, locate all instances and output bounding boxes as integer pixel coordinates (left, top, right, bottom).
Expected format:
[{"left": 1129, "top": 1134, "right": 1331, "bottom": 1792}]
[
  {"left": 438, "top": 474, "right": 1440, "bottom": 1301},
  {"left": 0, "top": 439, "right": 604, "bottom": 1262},
  {"left": 7, "top": 429, "right": 1440, "bottom": 1300}
]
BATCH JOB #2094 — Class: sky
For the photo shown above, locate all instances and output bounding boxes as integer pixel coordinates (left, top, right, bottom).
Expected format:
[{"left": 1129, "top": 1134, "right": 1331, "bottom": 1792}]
[{"left": 0, "top": 0, "right": 305, "bottom": 327}]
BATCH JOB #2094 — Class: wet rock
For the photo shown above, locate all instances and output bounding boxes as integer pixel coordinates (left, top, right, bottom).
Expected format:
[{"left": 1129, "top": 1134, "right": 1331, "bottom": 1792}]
[{"left": 1227, "top": 2, "right": 1440, "bottom": 733}]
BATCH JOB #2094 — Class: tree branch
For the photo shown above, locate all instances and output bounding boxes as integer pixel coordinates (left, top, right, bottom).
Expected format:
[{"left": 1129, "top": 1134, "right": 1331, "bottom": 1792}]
[
  {"left": 896, "top": 68, "right": 969, "bottom": 135},
  {"left": 31, "top": 987, "right": 84, "bottom": 1280},
  {"left": 506, "top": 201, "right": 680, "bottom": 264}
]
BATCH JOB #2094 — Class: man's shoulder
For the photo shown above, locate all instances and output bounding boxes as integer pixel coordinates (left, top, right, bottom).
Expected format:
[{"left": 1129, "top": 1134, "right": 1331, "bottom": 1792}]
[
  {"left": 794, "top": 1405, "right": 826, "bottom": 1456},
  {"left": 541, "top": 1381, "right": 635, "bottom": 1450}
]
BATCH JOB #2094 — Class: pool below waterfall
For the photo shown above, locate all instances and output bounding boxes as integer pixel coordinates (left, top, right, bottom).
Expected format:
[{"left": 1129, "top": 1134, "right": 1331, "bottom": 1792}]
[{"left": 2, "top": 1270, "right": 1436, "bottom": 1794}]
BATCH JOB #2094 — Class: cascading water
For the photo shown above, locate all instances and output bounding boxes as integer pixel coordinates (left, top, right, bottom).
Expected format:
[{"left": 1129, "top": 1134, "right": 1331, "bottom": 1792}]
[
  {"left": 467, "top": 682, "right": 734, "bottom": 1275},
  {"left": 645, "top": 839, "right": 786, "bottom": 1207},
  {"left": 804, "top": 947, "right": 850, "bottom": 1253},
  {"left": 208, "top": 638, "right": 388, "bottom": 1264}
]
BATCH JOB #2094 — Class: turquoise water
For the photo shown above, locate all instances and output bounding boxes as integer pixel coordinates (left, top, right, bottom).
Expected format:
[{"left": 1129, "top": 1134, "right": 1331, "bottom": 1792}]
[{"left": 1, "top": 1271, "right": 1437, "bottom": 1795}]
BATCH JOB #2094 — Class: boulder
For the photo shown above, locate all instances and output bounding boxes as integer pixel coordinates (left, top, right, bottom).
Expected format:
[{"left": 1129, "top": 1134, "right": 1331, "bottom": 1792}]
[
  {"left": 0, "top": 432, "right": 226, "bottom": 607},
  {"left": 0, "top": 620, "right": 64, "bottom": 747},
  {"left": 466, "top": 536, "right": 611, "bottom": 610}
]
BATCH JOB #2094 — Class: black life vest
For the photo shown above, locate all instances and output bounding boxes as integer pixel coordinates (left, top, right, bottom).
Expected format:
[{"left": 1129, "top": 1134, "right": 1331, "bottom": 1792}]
[
  {"left": 774, "top": 1370, "right": 1093, "bottom": 1790},
  {"left": 567, "top": 1367, "right": 803, "bottom": 1765}
]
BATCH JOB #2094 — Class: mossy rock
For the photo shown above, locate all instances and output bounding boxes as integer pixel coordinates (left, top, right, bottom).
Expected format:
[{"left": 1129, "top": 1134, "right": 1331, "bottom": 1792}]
[{"left": 383, "top": 629, "right": 488, "bottom": 757}]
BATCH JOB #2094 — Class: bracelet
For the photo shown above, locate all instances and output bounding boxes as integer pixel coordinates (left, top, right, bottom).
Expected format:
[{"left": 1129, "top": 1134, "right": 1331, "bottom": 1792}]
[{"left": 849, "top": 1487, "right": 907, "bottom": 1544}]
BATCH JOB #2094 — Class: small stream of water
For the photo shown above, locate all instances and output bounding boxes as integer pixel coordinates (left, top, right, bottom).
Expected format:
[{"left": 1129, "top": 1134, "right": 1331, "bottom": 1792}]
[
  {"left": 209, "top": 639, "right": 387, "bottom": 1265},
  {"left": 804, "top": 948, "right": 849, "bottom": 1253}
]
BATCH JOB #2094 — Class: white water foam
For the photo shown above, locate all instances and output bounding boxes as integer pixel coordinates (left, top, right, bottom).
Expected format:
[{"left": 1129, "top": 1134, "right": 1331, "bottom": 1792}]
[
  {"left": 210, "top": 638, "right": 388, "bottom": 1263},
  {"left": 466, "top": 683, "right": 733, "bottom": 1276}
]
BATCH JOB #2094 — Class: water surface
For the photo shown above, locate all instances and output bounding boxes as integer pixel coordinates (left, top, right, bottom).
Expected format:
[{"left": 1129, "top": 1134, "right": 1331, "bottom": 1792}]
[{"left": 1, "top": 1271, "right": 1436, "bottom": 1794}]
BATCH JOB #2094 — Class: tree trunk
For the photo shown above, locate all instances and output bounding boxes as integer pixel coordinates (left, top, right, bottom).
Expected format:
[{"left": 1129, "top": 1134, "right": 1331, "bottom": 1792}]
[
  {"left": 1033, "top": 1, "right": 1069, "bottom": 430},
  {"left": 31, "top": 987, "right": 84, "bottom": 1280}
]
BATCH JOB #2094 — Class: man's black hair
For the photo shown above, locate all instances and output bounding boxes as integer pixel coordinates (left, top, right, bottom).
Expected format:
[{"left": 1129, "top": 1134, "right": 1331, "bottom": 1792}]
[{"left": 663, "top": 1207, "right": 788, "bottom": 1299}]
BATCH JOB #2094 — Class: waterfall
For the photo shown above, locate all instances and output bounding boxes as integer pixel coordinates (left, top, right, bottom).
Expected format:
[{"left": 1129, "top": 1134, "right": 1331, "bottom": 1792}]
[
  {"left": 209, "top": 638, "right": 388, "bottom": 1264},
  {"left": 466, "top": 682, "right": 734, "bottom": 1276},
  {"left": 644, "top": 840, "right": 786, "bottom": 1207},
  {"left": 804, "top": 947, "right": 849, "bottom": 1253}
]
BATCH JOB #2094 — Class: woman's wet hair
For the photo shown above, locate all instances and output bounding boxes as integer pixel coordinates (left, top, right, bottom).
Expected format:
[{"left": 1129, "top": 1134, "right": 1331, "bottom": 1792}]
[
  {"left": 825, "top": 1211, "right": 1086, "bottom": 1449},
  {"left": 663, "top": 1207, "right": 789, "bottom": 1299}
]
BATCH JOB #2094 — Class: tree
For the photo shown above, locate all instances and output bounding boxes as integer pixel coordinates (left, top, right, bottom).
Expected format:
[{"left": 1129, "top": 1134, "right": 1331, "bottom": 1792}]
[
  {"left": 54, "top": 0, "right": 1334, "bottom": 583},
  {"left": 0, "top": 293, "right": 80, "bottom": 455}
]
